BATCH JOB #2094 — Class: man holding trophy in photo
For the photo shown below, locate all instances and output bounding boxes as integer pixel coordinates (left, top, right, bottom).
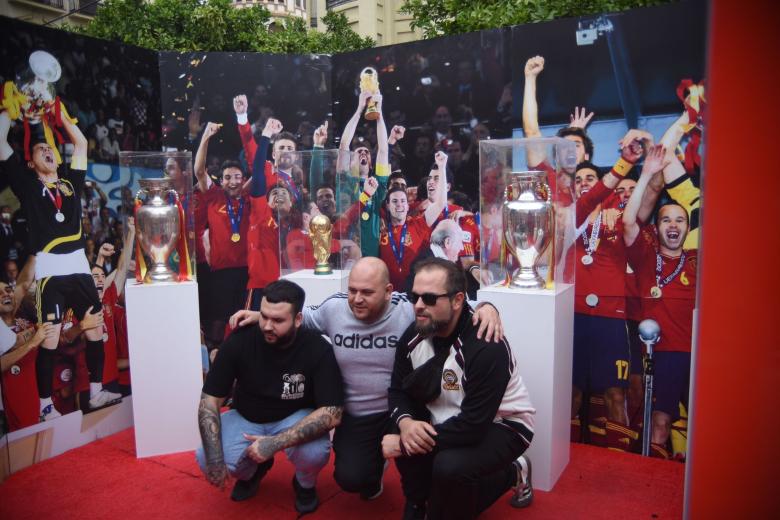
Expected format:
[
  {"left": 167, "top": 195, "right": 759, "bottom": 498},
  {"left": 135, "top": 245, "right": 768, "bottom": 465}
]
[
  {"left": 337, "top": 68, "right": 391, "bottom": 258},
  {"left": 0, "top": 51, "right": 121, "bottom": 420}
]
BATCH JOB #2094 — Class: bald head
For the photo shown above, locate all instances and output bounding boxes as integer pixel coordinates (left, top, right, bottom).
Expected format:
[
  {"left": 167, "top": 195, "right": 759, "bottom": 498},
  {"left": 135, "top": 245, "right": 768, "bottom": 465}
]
[
  {"left": 350, "top": 257, "right": 390, "bottom": 286},
  {"left": 347, "top": 257, "right": 392, "bottom": 322}
]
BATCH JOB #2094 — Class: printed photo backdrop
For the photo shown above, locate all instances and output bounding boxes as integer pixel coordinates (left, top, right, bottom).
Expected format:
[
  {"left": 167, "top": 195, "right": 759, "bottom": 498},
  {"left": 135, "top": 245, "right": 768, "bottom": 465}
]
[{"left": 0, "top": 0, "right": 706, "bottom": 478}]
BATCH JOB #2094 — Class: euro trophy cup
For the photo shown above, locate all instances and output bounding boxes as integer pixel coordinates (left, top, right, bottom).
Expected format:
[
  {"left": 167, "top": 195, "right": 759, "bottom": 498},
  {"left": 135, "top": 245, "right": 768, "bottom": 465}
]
[
  {"left": 135, "top": 179, "right": 181, "bottom": 283},
  {"left": 360, "top": 67, "right": 380, "bottom": 121},
  {"left": 310, "top": 214, "right": 333, "bottom": 275},
  {"left": 502, "top": 171, "right": 553, "bottom": 289},
  {"left": 17, "top": 50, "right": 61, "bottom": 123},
  {"left": 638, "top": 319, "right": 661, "bottom": 456}
]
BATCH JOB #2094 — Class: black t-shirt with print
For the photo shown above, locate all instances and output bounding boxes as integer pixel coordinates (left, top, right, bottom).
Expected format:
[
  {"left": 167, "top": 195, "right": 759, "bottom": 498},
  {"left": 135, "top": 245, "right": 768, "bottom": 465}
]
[
  {"left": 203, "top": 325, "right": 344, "bottom": 424},
  {"left": 4, "top": 152, "right": 86, "bottom": 255}
]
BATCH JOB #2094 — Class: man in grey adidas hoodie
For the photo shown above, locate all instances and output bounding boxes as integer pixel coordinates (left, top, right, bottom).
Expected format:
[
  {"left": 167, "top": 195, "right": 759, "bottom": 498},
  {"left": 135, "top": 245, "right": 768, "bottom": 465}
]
[{"left": 230, "top": 257, "right": 503, "bottom": 500}]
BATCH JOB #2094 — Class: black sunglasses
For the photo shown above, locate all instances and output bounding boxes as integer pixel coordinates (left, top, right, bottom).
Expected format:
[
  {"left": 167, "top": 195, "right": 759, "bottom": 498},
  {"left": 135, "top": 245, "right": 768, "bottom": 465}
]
[{"left": 407, "top": 291, "right": 455, "bottom": 306}]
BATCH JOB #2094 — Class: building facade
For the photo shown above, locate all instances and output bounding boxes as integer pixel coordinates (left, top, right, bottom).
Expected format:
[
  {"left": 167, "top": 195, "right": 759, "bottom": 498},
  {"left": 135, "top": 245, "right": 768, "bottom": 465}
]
[
  {"left": 0, "top": 0, "right": 97, "bottom": 27},
  {"left": 312, "top": 0, "right": 421, "bottom": 46},
  {"left": 231, "top": 0, "right": 307, "bottom": 24}
]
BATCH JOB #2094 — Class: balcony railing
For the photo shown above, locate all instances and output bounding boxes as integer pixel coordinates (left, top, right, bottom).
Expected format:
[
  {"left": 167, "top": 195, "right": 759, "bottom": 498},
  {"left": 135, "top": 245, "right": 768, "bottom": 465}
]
[
  {"left": 30, "top": 0, "right": 66, "bottom": 8},
  {"left": 74, "top": 0, "right": 99, "bottom": 16}
]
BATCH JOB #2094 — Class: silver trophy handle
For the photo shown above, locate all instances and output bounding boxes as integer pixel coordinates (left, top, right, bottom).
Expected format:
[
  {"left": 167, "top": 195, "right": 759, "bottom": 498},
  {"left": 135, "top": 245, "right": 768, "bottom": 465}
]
[{"left": 638, "top": 318, "right": 660, "bottom": 457}]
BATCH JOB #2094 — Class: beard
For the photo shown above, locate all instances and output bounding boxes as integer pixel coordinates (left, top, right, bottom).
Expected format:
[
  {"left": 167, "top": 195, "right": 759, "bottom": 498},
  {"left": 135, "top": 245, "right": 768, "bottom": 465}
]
[
  {"left": 414, "top": 312, "right": 450, "bottom": 336},
  {"left": 264, "top": 326, "right": 297, "bottom": 348}
]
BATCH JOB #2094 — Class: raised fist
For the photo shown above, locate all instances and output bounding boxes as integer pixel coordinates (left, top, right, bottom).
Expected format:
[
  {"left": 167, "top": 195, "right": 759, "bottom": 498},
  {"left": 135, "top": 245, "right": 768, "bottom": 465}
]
[
  {"left": 389, "top": 125, "right": 406, "bottom": 145},
  {"left": 262, "top": 118, "right": 283, "bottom": 138},
  {"left": 233, "top": 95, "right": 248, "bottom": 115},
  {"left": 203, "top": 122, "right": 222, "bottom": 140},
  {"left": 364, "top": 176, "right": 379, "bottom": 197},
  {"left": 434, "top": 150, "right": 448, "bottom": 168},
  {"left": 524, "top": 56, "right": 545, "bottom": 78}
]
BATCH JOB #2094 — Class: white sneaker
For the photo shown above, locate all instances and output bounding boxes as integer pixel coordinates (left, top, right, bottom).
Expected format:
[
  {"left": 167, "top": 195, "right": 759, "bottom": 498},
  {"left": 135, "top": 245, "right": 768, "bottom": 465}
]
[
  {"left": 89, "top": 389, "right": 122, "bottom": 409},
  {"left": 510, "top": 454, "right": 533, "bottom": 508},
  {"left": 39, "top": 404, "right": 62, "bottom": 422}
]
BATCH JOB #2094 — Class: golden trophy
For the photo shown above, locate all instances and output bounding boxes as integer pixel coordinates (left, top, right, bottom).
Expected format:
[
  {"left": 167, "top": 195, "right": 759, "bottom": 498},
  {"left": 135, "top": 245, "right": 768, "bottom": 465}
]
[
  {"left": 309, "top": 214, "right": 333, "bottom": 275},
  {"left": 360, "top": 67, "right": 380, "bottom": 121}
]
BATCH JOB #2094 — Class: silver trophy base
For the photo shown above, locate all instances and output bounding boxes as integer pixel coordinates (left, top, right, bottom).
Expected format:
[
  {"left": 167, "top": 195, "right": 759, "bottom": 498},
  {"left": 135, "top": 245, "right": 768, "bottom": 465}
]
[
  {"left": 508, "top": 268, "right": 546, "bottom": 290},
  {"left": 144, "top": 263, "right": 177, "bottom": 284}
]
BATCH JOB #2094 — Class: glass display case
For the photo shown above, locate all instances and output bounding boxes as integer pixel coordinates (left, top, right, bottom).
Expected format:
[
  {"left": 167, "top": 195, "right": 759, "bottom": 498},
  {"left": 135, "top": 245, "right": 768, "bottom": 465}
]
[
  {"left": 275, "top": 149, "right": 361, "bottom": 290},
  {"left": 478, "top": 137, "right": 577, "bottom": 291},
  {"left": 118, "top": 151, "right": 195, "bottom": 284}
]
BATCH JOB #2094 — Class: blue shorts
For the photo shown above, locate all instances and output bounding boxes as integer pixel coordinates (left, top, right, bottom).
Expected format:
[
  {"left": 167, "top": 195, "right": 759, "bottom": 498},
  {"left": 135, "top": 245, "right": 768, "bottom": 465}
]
[
  {"left": 573, "top": 313, "right": 630, "bottom": 392},
  {"left": 651, "top": 351, "right": 690, "bottom": 420},
  {"left": 626, "top": 320, "right": 644, "bottom": 376}
]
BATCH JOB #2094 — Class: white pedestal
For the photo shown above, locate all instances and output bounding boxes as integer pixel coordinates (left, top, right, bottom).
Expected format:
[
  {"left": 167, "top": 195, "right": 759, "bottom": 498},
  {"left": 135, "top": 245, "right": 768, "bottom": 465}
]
[
  {"left": 282, "top": 269, "right": 349, "bottom": 307},
  {"left": 125, "top": 280, "right": 202, "bottom": 457},
  {"left": 477, "top": 283, "right": 574, "bottom": 491}
]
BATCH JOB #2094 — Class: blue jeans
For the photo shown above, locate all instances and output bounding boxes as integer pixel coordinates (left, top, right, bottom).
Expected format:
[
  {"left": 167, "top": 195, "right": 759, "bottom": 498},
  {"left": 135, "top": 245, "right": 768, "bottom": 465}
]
[{"left": 195, "top": 408, "right": 331, "bottom": 488}]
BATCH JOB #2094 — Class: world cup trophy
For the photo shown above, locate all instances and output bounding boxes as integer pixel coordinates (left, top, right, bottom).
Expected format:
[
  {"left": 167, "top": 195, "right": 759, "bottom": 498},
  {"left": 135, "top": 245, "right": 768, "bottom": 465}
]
[
  {"left": 360, "top": 67, "right": 380, "bottom": 121},
  {"left": 309, "top": 214, "right": 333, "bottom": 275},
  {"left": 502, "top": 171, "right": 553, "bottom": 289},
  {"left": 134, "top": 178, "right": 182, "bottom": 284}
]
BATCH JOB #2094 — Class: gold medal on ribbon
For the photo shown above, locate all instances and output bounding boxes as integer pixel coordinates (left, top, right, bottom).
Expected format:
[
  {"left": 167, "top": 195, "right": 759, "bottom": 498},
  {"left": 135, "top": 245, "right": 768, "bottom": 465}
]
[
  {"left": 361, "top": 211, "right": 370, "bottom": 221},
  {"left": 650, "top": 286, "right": 662, "bottom": 298},
  {"left": 231, "top": 233, "right": 241, "bottom": 243}
]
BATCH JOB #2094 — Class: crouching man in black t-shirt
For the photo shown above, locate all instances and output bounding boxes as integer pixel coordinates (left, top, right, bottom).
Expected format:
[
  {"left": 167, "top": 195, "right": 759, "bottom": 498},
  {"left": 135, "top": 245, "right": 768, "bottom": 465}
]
[{"left": 196, "top": 280, "right": 344, "bottom": 513}]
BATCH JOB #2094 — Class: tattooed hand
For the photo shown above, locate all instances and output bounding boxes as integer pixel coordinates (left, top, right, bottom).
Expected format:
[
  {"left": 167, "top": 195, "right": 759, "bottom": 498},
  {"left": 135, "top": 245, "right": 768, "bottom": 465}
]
[
  {"left": 198, "top": 394, "right": 228, "bottom": 488},
  {"left": 205, "top": 461, "right": 229, "bottom": 488},
  {"left": 243, "top": 434, "right": 281, "bottom": 463}
]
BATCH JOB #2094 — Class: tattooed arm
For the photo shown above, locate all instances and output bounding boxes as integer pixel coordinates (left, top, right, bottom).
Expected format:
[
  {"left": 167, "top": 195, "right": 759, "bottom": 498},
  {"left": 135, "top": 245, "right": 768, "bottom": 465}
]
[
  {"left": 243, "top": 406, "right": 343, "bottom": 463},
  {"left": 198, "top": 392, "right": 228, "bottom": 488}
]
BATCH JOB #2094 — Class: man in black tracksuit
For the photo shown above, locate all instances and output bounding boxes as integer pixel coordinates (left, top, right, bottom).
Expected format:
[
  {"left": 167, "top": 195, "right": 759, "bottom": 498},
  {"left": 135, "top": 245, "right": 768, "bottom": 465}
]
[{"left": 385, "top": 258, "right": 536, "bottom": 520}]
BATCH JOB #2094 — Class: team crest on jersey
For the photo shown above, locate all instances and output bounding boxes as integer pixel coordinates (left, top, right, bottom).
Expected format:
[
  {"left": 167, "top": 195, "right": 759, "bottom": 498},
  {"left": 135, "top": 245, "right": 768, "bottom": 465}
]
[
  {"left": 10, "top": 364, "right": 21, "bottom": 375},
  {"left": 60, "top": 368, "right": 72, "bottom": 382},
  {"left": 462, "top": 231, "right": 472, "bottom": 243},
  {"left": 281, "top": 373, "right": 305, "bottom": 400},
  {"left": 46, "top": 181, "right": 73, "bottom": 197},
  {"left": 442, "top": 369, "right": 460, "bottom": 391}
]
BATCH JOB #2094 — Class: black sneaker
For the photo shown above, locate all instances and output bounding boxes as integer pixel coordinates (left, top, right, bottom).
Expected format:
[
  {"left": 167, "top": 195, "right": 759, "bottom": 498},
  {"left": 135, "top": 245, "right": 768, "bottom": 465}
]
[
  {"left": 292, "top": 475, "right": 319, "bottom": 514},
  {"left": 509, "top": 454, "right": 533, "bottom": 508},
  {"left": 230, "top": 458, "right": 274, "bottom": 502},
  {"left": 360, "top": 460, "right": 389, "bottom": 500},
  {"left": 359, "top": 479, "right": 383, "bottom": 501},
  {"left": 402, "top": 500, "right": 426, "bottom": 520}
]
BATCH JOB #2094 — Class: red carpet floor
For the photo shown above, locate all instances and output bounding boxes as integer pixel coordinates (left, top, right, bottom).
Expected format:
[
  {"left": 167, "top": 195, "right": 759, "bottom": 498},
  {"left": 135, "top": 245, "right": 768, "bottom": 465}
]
[{"left": 0, "top": 428, "right": 684, "bottom": 519}]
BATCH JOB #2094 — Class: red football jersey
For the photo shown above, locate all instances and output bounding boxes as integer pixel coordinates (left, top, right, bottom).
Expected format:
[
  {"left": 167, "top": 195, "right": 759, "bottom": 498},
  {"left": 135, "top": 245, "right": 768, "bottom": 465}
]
[
  {"left": 247, "top": 196, "right": 280, "bottom": 290},
  {"left": 574, "top": 217, "right": 628, "bottom": 319},
  {"left": 458, "top": 215, "right": 480, "bottom": 259},
  {"left": 285, "top": 228, "right": 340, "bottom": 270},
  {"left": 1, "top": 318, "right": 39, "bottom": 431},
  {"left": 58, "top": 310, "right": 91, "bottom": 393},
  {"left": 191, "top": 190, "right": 207, "bottom": 264},
  {"left": 114, "top": 303, "right": 131, "bottom": 387},
  {"left": 380, "top": 215, "right": 432, "bottom": 290},
  {"left": 201, "top": 184, "right": 250, "bottom": 270},
  {"left": 625, "top": 266, "right": 642, "bottom": 322},
  {"left": 627, "top": 226, "right": 697, "bottom": 352},
  {"left": 52, "top": 353, "right": 78, "bottom": 415},
  {"left": 100, "top": 283, "right": 120, "bottom": 385}
]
